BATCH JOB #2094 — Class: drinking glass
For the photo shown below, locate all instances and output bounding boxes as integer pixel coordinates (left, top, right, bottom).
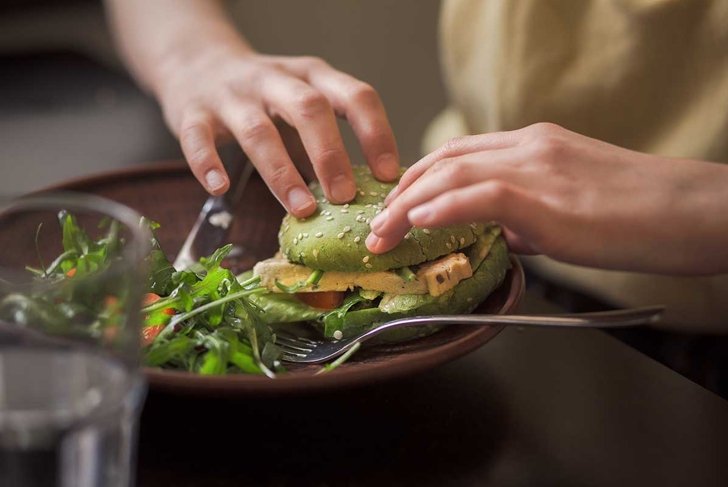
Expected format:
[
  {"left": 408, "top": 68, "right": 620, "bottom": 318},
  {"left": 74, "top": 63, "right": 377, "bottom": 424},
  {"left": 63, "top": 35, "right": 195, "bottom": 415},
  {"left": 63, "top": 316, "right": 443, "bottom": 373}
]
[{"left": 0, "top": 193, "right": 151, "bottom": 487}]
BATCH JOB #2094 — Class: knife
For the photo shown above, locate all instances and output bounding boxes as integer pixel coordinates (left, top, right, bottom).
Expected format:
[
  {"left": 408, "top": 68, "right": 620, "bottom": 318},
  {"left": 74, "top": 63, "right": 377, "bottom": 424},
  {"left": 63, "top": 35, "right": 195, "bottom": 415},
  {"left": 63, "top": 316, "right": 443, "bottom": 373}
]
[{"left": 173, "top": 152, "right": 255, "bottom": 270}]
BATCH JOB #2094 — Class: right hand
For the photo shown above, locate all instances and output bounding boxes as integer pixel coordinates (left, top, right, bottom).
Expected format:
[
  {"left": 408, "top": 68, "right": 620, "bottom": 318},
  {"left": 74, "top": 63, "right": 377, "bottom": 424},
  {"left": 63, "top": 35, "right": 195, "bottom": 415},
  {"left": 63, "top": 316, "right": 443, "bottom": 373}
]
[
  {"left": 157, "top": 49, "right": 400, "bottom": 217},
  {"left": 366, "top": 123, "right": 728, "bottom": 275}
]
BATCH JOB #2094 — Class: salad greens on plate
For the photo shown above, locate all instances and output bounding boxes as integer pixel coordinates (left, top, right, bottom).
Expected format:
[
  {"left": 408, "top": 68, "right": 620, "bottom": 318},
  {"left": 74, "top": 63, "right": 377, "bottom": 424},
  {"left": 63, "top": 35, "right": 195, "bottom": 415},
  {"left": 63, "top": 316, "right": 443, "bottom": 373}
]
[{"left": 0, "top": 212, "right": 358, "bottom": 378}]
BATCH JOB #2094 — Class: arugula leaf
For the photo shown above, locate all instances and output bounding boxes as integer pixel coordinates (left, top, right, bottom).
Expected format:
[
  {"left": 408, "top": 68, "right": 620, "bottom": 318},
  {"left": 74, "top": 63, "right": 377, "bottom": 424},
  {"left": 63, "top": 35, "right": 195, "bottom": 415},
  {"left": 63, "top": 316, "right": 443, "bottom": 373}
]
[
  {"left": 145, "top": 336, "right": 195, "bottom": 367},
  {"left": 315, "top": 342, "right": 361, "bottom": 374},
  {"left": 396, "top": 266, "right": 417, "bottom": 282},
  {"left": 140, "top": 218, "right": 176, "bottom": 295},
  {"left": 378, "top": 293, "right": 430, "bottom": 314},
  {"left": 60, "top": 211, "right": 92, "bottom": 255},
  {"left": 274, "top": 268, "right": 324, "bottom": 293},
  {"left": 322, "top": 293, "right": 372, "bottom": 338}
]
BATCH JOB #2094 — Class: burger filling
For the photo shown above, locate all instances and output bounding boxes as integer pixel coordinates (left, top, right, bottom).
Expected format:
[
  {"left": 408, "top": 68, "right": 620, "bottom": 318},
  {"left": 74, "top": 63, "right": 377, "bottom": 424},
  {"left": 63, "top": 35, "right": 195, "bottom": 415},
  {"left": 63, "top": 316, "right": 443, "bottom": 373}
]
[
  {"left": 245, "top": 226, "right": 506, "bottom": 341},
  {"left": 253, "top": 226, "right": 499, "bottom": 309}
]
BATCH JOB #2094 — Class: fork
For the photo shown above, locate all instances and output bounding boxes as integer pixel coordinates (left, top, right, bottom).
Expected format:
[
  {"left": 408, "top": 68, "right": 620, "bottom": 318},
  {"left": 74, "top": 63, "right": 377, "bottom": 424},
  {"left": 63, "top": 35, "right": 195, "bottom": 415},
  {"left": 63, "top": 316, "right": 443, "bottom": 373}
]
[
  {"left": 275, "top": 306, "right": 664, "bottom": 364},
  {"left": 173, "top": 152, "right": 254, "bottom": 270}
]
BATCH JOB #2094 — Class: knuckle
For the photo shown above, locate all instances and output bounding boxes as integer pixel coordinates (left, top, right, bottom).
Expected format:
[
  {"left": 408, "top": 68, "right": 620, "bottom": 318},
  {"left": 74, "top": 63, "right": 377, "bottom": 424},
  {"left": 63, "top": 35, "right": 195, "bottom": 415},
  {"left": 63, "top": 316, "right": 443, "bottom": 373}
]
[
  {"left": 238, "top": 117, "right": 273, "bottom": 144},
  {"left": 293, "top": 89, "right": 329, "bottom": 118},
  {"left": 442, "top": 136, "right": 468, "bottom": 155},
  {"left": 529, "top": 135, "right": 564, "bottom": 162},
  {"left": 484, "top": 180, "right": 511, "bottom": 201},
  {"left": 397, "top": 169, "right": 417, "bottom": 188},
  {"left": 314, "top": 146, "right": 348, "bottom": 170},
  {"left": 186, "top": 147, "right": 214, "bottom": 168},
  {"left": 359, "top": 125, "right": 392, "bottom": 149},
  {"left": 384, "top": 199, "right": 408, "bottom": 221},
  {"left": 429, "top": 158, "right": 463, "bottom": 185},
  {"left": 348, "top": 82, "right": 380, "bottom": 107},
  {"left": 220, "top": 79, "right": 240, "bottom": 98},
  {"left": 267, "top": 163, "right": 296, "bottom": 189},
  {"left": 529, "top": 122, "right": 564, "bottom": 137},
  {"left": 180, "top": 123, "right": 202, "bottom": 145},
  {"left": 302, "top": 56, "right": 328, "bottom": 69},
  {"left": 181, "top": 139, "right": 214, "bottom": 169},
  {"left": 180, "top": 124, "right": 209, "bottom": 157},
  {"left": 525, "top": 124, "right": 567, "bottom": 161}
]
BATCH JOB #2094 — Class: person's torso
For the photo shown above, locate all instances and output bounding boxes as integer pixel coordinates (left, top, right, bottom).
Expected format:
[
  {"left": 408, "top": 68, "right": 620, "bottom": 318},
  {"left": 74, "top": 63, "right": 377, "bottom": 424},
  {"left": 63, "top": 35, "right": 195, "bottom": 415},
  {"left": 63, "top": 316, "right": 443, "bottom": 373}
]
[
  {"left": 439, "top": 0, "right": 728, "bottom": 161},
  {"left": 436, "top": 0, "right": 728, "bottom": 329}
]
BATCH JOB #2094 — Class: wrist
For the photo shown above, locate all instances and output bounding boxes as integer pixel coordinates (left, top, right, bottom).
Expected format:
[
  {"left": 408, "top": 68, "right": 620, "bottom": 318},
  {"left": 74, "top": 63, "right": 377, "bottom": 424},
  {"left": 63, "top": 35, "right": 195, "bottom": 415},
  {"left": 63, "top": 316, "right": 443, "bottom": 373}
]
[{"left": 670, "top": 159, "right": 728, "bottom": 274}]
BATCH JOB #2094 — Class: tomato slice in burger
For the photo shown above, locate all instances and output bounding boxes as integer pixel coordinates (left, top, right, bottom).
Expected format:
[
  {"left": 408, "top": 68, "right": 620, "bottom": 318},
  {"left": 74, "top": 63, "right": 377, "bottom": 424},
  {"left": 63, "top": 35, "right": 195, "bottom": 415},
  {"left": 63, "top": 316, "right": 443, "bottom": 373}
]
[{"left": 295, "top": 291, "right": 345, "bottom": 310}]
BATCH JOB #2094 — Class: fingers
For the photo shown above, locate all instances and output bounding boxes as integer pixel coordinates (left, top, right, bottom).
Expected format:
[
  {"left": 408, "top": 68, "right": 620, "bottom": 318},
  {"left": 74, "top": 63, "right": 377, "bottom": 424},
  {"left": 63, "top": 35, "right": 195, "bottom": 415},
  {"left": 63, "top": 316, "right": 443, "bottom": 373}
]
[
  {"left": 175, "top": 55, "right": 405, "bottom": 215},
  {"left": 368, "top": 149, "right": 521, "bottom": 250},
  {"left": 385, "top": 130, "right": 524, "bottom": 205},
  {"left": 367, "top": 157, "right": 471, "bottom": 248},
  {"left": 368, "top": 181, "right": 540, "bottom": 254},
  {"left": 500, "top": 227, "right": 540, "bottom": 255},
  {"left": 304, "top": 65, "right": 400, "bottom": 181},
  {"left": 179, "top": 110, "right": 229, "bottom": 195},
  {"left": 217, "top": 102, "right": 317, "bottom": 218},
  {"left": 261, "top": 74, "right": 356, "bottom": 204},
  {"left": 408, "top": 182, "right": 545, "bottom": 253}
]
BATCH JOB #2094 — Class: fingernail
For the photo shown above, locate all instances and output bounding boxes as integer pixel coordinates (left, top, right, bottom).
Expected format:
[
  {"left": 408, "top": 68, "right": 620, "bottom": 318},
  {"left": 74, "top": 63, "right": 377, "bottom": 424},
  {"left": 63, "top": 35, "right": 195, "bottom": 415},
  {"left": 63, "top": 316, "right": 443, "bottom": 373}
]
[
  {"left": 369, "top": 208, "right": 389, "bottom": 233},
  {"left": 205, "top": 170, "right": 226, "bottom": 191},
  {"left": 408, "top": 205, "right": 431, "bottom": 225},
  {"left": 329, "top": 174, "right": 356, "bottom": 202},
  {"left": 287, "top": 187, "right": 316, "bottom": 214},
  {"left": 384, "top": 185, "right": 399, "bottom": 205},
  {"left": 376, "top": 153, "right": 400, "bottom": 181},
  {"left": 365, "top": 232, "right": 381, "bottom": 252}
]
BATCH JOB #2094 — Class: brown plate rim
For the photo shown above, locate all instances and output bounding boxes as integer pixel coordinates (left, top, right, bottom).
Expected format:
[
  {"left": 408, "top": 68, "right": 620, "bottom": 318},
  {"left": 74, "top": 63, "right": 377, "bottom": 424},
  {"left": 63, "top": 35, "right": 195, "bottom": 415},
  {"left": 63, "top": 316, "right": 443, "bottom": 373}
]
[{"left": 143, "top": 256, "right": 523, "bottom": 395}]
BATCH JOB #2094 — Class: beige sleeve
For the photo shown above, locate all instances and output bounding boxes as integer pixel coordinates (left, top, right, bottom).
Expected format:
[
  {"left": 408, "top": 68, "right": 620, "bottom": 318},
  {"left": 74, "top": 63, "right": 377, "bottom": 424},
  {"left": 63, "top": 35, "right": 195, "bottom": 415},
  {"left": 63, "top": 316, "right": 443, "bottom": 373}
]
[{"left": 434, "top": 0, "right": 728, "bottom": 330}]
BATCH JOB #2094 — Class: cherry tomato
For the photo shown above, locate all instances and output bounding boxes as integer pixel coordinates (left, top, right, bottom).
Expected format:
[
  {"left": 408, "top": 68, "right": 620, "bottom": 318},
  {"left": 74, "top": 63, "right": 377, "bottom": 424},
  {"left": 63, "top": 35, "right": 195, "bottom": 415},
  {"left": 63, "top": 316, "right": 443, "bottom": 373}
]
[
  {"left": 141, "top": 325, "right": 165, "bottom": 347},
  {"left": 142, "top": 293, "right": 162, "bottom": 306},
  {"left": 296, "top": 291, "right": 345, "bottom": 309}
]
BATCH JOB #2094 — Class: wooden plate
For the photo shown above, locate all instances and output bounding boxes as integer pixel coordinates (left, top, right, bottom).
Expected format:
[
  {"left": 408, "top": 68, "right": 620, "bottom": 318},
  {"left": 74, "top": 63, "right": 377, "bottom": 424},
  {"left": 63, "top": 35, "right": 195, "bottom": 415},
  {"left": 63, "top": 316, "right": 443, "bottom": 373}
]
[{"left": 43, "top": 162, "right": 524, "bottom": 395}]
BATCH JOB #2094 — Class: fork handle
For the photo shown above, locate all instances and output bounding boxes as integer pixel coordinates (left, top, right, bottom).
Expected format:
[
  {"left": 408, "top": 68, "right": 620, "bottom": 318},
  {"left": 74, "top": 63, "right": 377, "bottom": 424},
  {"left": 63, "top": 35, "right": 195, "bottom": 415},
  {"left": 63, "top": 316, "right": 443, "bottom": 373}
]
[
  {"left": 277, "top": 306, "right": 665, "bottom": 365},
  {"left": 367, "top": 305, "right": 664, "bottom": 338}
]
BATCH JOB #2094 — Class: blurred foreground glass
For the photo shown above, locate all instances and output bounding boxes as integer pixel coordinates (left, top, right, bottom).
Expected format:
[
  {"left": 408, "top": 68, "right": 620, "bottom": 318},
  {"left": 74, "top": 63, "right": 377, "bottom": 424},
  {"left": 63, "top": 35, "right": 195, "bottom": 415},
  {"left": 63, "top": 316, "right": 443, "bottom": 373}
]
[{"left": 0, "top": 193, "right": 151, "bottom": 487}]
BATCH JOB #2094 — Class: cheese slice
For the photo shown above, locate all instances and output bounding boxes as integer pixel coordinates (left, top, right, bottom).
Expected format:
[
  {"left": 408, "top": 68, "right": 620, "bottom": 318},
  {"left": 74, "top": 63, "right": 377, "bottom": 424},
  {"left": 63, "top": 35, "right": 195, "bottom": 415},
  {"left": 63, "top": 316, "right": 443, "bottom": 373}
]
[{"left": 415, "top": 252, "right": 473, "bottom": 297}]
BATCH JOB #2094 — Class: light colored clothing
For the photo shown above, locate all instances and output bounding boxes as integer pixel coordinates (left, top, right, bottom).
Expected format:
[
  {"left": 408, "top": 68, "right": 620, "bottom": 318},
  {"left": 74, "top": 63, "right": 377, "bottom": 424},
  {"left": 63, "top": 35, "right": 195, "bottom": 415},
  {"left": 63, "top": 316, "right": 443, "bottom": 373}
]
[{"left": 426, "top": 0, "right": 728, "bottom": 330}]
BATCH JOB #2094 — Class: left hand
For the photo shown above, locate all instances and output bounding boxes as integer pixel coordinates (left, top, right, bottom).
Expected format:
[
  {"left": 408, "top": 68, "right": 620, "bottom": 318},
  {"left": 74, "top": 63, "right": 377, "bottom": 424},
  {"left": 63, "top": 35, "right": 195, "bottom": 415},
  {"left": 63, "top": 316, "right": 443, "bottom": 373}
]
[{"left": 365, "top": 123, "right": 728, "bottom": 275}]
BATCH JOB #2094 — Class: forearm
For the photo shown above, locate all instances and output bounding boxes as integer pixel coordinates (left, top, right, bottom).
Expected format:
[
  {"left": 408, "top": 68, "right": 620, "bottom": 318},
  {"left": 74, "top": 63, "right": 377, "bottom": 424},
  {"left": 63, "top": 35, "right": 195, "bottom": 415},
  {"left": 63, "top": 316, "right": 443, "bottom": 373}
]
[
  {"left": 669, "top": 159, "right": 728, "bottom": 274},
  {"left": 104, "top": 0, "right": 253, "bottom": 97}
]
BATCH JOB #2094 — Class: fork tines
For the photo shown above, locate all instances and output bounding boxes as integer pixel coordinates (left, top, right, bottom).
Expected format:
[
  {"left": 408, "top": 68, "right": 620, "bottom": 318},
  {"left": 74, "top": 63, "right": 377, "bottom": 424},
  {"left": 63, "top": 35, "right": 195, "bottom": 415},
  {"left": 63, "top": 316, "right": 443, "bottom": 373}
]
[{"left": 275, "top": 332, "right": 318, "bottom": 360}]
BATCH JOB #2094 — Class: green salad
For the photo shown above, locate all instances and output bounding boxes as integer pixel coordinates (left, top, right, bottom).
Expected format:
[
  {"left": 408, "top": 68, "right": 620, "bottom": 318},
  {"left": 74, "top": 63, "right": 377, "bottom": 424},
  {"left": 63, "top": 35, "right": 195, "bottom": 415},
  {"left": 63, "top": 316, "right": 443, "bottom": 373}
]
[{"left": 0, "top": 212, "right": 289, "bottom": 376}]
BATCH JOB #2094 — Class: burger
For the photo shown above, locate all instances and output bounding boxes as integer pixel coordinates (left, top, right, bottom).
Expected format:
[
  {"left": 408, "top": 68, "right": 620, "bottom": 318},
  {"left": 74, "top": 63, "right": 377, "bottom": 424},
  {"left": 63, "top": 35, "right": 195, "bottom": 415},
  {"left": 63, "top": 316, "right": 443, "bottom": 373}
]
[{"left": 251, "top": 166, "right": 511, "bottom": 342}]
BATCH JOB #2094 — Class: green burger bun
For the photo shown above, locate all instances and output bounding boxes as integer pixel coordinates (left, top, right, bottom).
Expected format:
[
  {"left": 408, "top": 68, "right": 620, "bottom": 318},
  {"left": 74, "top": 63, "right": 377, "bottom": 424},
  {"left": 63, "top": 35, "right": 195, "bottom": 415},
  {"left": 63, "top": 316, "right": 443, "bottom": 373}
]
[{"left": 278, "top": 166, "right": 485, "bottom": 272}]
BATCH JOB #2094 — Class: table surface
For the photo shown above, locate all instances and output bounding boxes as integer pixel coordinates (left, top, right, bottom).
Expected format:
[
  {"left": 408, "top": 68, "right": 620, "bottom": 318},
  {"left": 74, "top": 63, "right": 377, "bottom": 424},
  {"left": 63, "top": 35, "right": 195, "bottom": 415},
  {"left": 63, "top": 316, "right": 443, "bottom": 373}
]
[{"left": 137, "top": 323, "right": 728, "bottom": 487}]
